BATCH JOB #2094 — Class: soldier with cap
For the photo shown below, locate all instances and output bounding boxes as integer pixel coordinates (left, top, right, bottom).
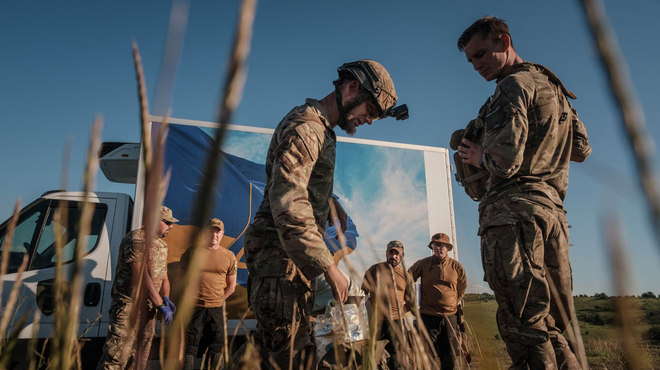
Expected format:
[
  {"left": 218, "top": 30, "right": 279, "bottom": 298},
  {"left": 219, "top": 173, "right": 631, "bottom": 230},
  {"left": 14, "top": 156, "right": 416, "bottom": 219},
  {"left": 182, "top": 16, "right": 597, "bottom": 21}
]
[
  {"left": 178, "top": 218, "right": 237, "bottom": 370},
  {"left": 240, "top": 60, "right": 407, "bottom": 369},
  {"left": 456, "top": 16, "right": 591, "bottom": 369},
  {"left": 97, "top": 206, "right": 178, "bottom": 370},
  {"left": 362, "top": 240, "right": 413, "bottom": 370},
  {"left": 409, "top": 233, "right": 467, "bottom": 370}
]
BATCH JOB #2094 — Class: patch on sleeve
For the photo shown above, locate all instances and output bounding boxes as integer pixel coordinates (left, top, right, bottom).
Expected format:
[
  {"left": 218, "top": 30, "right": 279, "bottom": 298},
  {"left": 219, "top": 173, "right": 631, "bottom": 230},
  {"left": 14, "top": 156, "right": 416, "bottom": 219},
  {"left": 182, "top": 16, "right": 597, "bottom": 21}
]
[
  {"left": 279, "top": 134, "right": 314, "bottom": 173},
  {"left": 485, "top": 105, "right": 506, "bottom": 131}
]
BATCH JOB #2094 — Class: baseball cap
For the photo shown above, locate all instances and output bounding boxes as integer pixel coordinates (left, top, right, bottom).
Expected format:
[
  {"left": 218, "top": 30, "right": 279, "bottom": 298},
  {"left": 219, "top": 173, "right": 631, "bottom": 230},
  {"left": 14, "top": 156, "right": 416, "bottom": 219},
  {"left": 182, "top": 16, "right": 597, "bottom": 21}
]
[
  {"left": 160, "top": 206, "right": 179, "bottom": 223},
  {"left": 386, "top": 240, "right": 404, "bottom": 254},
  {"left": 206, "top": 218, "right": 224, "bottom": 231},
  {"left": 428, "top": 232, "right": 453, "bottom": 251}
]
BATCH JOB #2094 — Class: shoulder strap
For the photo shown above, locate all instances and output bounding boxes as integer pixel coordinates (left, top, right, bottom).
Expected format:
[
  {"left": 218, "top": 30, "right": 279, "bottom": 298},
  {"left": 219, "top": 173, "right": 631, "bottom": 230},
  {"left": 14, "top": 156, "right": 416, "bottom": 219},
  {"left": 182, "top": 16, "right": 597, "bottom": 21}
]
[{"left": 522, "top": 62, "right": 577, "bottom": 100}]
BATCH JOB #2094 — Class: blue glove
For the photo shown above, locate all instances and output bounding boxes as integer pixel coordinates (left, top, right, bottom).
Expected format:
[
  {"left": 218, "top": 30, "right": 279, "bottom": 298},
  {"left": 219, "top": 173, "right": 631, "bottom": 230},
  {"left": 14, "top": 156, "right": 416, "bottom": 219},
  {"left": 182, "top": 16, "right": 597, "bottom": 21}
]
[
  {"left": 159, "top": 305, "right": 174, "bottom": 326},
  {"left": 163, "top": 296, "right": 176, "bottom": 314}
]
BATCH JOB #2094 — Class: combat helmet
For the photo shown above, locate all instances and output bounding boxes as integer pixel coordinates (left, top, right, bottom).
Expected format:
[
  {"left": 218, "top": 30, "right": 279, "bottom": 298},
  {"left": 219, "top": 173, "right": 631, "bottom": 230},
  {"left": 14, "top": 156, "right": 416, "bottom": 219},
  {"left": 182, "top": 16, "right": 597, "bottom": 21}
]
[{"left": 334, "top": 60, "right": 408, "bottom": 121}]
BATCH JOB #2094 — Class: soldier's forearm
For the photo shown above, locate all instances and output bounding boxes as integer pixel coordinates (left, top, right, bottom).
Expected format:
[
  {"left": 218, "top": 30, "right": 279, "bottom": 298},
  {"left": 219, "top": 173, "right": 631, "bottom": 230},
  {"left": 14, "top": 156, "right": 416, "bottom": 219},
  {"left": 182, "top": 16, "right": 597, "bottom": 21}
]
[{"left": 131, "top": 261, "right": 163, "bottom": 306}]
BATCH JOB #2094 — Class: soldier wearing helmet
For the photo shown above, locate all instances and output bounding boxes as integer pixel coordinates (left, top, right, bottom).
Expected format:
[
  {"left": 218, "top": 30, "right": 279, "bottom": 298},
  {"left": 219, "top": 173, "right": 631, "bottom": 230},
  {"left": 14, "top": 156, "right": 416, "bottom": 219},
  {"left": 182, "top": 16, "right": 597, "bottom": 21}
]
[{"left": 239, "top": 60, "right": 406, "bottom": 369}]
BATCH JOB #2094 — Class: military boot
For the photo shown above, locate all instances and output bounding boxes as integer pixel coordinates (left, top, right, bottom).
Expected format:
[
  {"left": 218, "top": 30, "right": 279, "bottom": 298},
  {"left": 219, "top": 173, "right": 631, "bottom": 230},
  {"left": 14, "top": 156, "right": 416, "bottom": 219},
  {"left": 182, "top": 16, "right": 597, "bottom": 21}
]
[
  {"left": 209, "top": 353, "right": 224, "bottom": 370},
  {"left": 183, "top": 355, "right": 195, "bottom": 370}
]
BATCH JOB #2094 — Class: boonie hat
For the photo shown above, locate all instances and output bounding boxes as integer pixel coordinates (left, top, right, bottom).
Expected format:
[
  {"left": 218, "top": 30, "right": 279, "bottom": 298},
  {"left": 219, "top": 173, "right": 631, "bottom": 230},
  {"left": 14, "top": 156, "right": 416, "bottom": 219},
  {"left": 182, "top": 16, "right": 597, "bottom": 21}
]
[
  {"left": 428, "top": 232, "right": 453, "bottom": 251},
  {"left": 160, "top": 206, "right": 179, "bottom": 223},
  {"left": 206, "top": 218, "right": 224, "bottom": 231},
  {"left": 386, "top": 240, "right": 404, "bottom": 255}
]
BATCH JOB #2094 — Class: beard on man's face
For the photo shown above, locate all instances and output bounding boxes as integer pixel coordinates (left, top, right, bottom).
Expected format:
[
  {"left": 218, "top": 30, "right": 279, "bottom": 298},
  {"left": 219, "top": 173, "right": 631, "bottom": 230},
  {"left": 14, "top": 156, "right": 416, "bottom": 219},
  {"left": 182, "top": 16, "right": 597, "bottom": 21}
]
[
  {"left": 387, "top": 258, "right": 399, "bottom": 267},
  {"left": 338, "top": 114, "right": 357, "bottom": 136}
]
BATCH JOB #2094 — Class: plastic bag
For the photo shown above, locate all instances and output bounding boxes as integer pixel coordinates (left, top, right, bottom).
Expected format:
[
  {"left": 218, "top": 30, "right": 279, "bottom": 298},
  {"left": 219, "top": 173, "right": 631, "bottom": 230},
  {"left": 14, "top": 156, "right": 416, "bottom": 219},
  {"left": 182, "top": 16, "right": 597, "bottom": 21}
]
[{"left": 313, "top": 297, "right": 371, "bottom": 363}]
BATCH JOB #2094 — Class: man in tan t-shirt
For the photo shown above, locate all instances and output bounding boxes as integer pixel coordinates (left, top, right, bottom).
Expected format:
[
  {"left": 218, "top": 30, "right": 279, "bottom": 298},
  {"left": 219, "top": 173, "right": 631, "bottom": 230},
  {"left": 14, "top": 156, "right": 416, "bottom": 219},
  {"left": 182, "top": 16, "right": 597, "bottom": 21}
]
[
  {"left": 179, "top": 218, "right": 237, "bottom": 370},
  {"left": 362, "top": 240, "right": 412, "bottom": 370},
  {"left": 409, "top": 233, "right": 467, "bottom": 370}
]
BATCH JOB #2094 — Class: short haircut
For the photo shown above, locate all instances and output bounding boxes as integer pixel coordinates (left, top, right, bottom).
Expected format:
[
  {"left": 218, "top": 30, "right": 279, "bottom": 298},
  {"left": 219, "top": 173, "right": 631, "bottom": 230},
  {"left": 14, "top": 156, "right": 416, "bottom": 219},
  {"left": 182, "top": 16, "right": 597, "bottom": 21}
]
[{"left": 457, "top": 16, "right": 512, "bottom": 51}]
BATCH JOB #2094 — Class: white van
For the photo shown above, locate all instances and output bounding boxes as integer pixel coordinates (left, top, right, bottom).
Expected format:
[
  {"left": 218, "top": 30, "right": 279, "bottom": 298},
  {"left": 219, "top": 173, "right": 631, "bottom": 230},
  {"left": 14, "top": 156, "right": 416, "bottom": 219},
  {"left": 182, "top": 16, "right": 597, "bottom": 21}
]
[{"left": 0, "top": 116, "right": 459, "bottom": 368}]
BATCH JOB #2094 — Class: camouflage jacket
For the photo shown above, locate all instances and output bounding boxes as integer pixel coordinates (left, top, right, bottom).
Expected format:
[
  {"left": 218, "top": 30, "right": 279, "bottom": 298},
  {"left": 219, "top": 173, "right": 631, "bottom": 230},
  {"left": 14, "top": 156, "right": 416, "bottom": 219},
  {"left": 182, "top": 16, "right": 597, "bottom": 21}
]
[
  {"left": 479, "top": 62, "right": 591, "bottom": 207},
  {"left": 110, "top": 228, "right": 168, "bottom": 303},
  {"left": 249, "top": 98, "right": 336, "bottom": 280}
]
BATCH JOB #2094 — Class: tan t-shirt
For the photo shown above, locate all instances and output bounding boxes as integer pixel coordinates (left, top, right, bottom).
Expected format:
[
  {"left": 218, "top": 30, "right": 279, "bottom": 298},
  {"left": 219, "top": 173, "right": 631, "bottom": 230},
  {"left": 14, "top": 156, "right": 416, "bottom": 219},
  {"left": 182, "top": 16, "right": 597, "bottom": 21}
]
[
  {"left": 408, "top": 255, "right": 466, "bottom": 316},
  {"left": 179, "top": 246, "right": 237, "bottom": 308},
  {"left": 362, "top": 262, "right": 411, "bottom": 320}
]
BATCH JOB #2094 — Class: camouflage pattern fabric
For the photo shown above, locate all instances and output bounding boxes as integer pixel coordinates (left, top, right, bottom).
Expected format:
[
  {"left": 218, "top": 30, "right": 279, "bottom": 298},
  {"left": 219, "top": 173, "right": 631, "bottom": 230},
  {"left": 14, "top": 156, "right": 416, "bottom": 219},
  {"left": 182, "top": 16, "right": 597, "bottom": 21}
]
[
  {"left": 479, "top": 62, "right": 591, "bottom": 208},
  {"left": 95, "top": 301, "right": 157, "bottom": 370},
  {"left": 245, "top": 98, "right": 340, "bottom": 369},
  {"left": 244, "top": 233, "right": 316, "bottom": 369},
  {"left": 110, "top": 228, "right": 168, "bottom": 306},
  {"left": 479, "top": 195, "right": 579, "bottom": 369},
  {"left": 249, "top": 98, "right": 337, "bottom": 281},
  {"left": 477, "top": 63, "right": 589, "bottom": 370},
  {"left": 98, "top": 229, "right": 168, "bottom": 370}
]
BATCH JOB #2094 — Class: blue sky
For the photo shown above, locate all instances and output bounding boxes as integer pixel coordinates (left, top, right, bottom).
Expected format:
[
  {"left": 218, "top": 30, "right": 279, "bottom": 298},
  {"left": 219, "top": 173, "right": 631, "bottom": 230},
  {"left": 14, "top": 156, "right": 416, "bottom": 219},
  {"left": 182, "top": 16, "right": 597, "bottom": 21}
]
[{"left": 1, "top": 0, "right": 660, "bottom": 295}]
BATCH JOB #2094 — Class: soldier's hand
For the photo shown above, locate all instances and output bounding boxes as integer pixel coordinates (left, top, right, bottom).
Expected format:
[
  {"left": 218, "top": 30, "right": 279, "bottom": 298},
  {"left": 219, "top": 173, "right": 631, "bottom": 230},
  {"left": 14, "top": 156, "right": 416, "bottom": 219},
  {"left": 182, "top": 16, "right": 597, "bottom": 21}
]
[
  {"left": 159, "top": 305, "right": 174, "bottom": 326},
  {"left": 163, "top": 296, "right": 177, "bottom": 314},
  {"left": 458, "top": 138, "right": 485, "bottom": 168},
  {"left": 324, "top": 265, "right": 349, "bottom": 303}
]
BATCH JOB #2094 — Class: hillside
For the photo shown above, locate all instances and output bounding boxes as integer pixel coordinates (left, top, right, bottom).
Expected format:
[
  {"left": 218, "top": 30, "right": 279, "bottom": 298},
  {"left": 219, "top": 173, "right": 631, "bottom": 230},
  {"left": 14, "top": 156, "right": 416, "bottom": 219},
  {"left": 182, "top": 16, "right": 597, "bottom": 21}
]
[{"left": 462, "top": 293, "right": 660, "bottom": 369}]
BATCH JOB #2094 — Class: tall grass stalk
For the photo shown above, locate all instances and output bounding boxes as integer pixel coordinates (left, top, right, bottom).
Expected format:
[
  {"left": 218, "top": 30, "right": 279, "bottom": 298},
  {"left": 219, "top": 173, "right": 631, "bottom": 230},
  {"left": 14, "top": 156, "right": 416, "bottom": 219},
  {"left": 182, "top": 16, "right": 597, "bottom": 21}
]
[
  {"left": 54, "top": 117, "right": 102, "bottom": 370},
  {"left": 164, "top": 0, "right": 257, "bottom": 368},
  {"left": 27, "top": 309, "right": 41, "bottom": 370},
  {"left": 603, "top": 215, "right": 644, "bottom": 369},
  {"left": 579, "top": 0, "right": 660, "bottom": 253},
  {"left": 51, "top": 137, "right": 73, "bottom": 369},
  {"left": 0, "top": 201, "right": 21, "bottom": 348},
  {"left": 544, "top": 262, "right": 588, "bottom": 368}
]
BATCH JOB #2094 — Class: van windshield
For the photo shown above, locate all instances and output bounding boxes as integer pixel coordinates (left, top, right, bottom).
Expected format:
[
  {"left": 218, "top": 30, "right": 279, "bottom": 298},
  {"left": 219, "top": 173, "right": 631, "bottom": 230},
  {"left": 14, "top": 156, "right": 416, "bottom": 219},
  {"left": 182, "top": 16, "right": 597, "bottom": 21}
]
[{"left": 0, "top": 199, "right": 108, "bottom": 273}]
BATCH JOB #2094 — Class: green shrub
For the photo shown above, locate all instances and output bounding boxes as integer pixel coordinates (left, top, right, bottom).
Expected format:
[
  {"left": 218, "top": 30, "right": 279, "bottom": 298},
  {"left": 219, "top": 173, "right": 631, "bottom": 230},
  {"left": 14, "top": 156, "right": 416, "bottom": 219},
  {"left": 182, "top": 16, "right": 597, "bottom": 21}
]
[{"left": 643, "top": 326, "right": 660, "bottom": 341}]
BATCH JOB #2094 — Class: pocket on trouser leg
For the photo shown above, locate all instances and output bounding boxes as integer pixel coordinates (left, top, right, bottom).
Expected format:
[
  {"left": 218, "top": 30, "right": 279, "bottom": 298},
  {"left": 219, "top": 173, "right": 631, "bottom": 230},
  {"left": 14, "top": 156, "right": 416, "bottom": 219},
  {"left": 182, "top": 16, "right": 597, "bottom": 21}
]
[
  {"left": 482, "top": 225, "right": 524, "bottom": 294},
  {"left": 251, "top": 277, "right": 279, "bottom": 327},
  {"left": 275, "top": 274, "right": 312, "bottom": 331}
]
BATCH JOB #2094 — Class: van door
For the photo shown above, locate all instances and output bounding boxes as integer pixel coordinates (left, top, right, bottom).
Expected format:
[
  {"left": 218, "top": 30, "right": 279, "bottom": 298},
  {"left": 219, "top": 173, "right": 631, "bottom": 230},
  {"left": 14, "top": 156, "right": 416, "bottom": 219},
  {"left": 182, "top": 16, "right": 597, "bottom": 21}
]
[{"left": 0, "top": 197, "right": 115, "bottom": 339}]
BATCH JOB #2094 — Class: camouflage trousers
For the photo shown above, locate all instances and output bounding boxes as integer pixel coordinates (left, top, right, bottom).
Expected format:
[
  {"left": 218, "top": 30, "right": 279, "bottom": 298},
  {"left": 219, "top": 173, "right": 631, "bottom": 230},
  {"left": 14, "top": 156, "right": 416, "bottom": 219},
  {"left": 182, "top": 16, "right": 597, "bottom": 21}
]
[
  {"left": 96, "top": 300, "right": 157, "bottom": 370},
  {"left": 479, "top": 195, "right": 580, "bottom": 370},
  {"left": 243, "top": 232, "right": 316, "bottom": 370}
]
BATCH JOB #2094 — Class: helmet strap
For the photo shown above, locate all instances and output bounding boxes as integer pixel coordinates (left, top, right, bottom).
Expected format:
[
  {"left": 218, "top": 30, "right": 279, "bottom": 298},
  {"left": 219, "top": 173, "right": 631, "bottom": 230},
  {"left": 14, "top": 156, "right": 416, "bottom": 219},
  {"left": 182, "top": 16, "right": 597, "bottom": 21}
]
[{"left": 334, "top": 83, "right": 367, "bottom": 127}]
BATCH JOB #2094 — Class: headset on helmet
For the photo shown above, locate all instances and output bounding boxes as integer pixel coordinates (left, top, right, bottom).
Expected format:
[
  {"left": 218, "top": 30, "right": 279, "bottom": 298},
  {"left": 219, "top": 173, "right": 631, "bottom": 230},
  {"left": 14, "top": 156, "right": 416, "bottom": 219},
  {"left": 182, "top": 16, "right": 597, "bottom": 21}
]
[{"left": 333, "top": 60, "right": 409, "bottom": 121}]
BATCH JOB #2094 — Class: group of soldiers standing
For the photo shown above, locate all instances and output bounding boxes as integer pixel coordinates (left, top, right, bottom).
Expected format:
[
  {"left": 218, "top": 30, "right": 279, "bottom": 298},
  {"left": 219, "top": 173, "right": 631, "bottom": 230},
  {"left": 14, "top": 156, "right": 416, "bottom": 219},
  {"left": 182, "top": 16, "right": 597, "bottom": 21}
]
[
  {"left": 362, "top": 235, "right": 467, "bottom": 370},
  {"left": 95, "top": 14, "right": 590, "bottom": 370}
]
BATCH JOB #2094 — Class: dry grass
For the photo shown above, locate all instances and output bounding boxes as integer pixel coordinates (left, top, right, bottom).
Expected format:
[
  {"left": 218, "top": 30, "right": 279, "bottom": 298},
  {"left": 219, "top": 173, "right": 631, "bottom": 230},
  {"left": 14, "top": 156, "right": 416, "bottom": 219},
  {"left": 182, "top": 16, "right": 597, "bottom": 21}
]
[
  {"left": 2, "top": 0, "right": 660, "bottom": 369},
  {"left": 585, "top": 339, "right": 660, "bottom": 369}
]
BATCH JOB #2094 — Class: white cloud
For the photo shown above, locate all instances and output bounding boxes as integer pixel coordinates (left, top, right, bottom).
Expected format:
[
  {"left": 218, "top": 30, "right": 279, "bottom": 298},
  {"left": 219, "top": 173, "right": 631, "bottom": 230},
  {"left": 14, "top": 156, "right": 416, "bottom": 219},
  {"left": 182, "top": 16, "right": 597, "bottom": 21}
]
[
  {"left": 336, "top": 149, "right": 430, "bottom": 271},
  {"left": 218, "top": 130, "right": 271, "bottom": 165}
]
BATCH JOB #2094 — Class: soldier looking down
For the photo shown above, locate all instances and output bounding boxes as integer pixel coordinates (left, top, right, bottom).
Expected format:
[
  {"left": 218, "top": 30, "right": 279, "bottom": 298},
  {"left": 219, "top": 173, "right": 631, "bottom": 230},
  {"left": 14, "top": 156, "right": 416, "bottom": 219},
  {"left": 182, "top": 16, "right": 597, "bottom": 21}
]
[
  {"left": 241, "top": 59, "right": 407, "bottom": 369},
  {"left": 456, "top": 16, "right": 591, "bottom": 369}
]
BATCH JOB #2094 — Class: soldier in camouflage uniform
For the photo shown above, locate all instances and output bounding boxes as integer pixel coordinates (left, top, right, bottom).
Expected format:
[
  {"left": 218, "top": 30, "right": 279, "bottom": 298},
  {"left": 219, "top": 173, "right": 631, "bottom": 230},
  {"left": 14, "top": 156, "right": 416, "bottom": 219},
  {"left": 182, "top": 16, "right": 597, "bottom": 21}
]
[
  {"left": 242, "top": 60, "right": 405, "bottom": 369},
  {"left": 97, "top": 206, "right": 179, "bottom": 370},
  {"left": 456, "top": 17, "right": 591, "bottom": 369}
]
